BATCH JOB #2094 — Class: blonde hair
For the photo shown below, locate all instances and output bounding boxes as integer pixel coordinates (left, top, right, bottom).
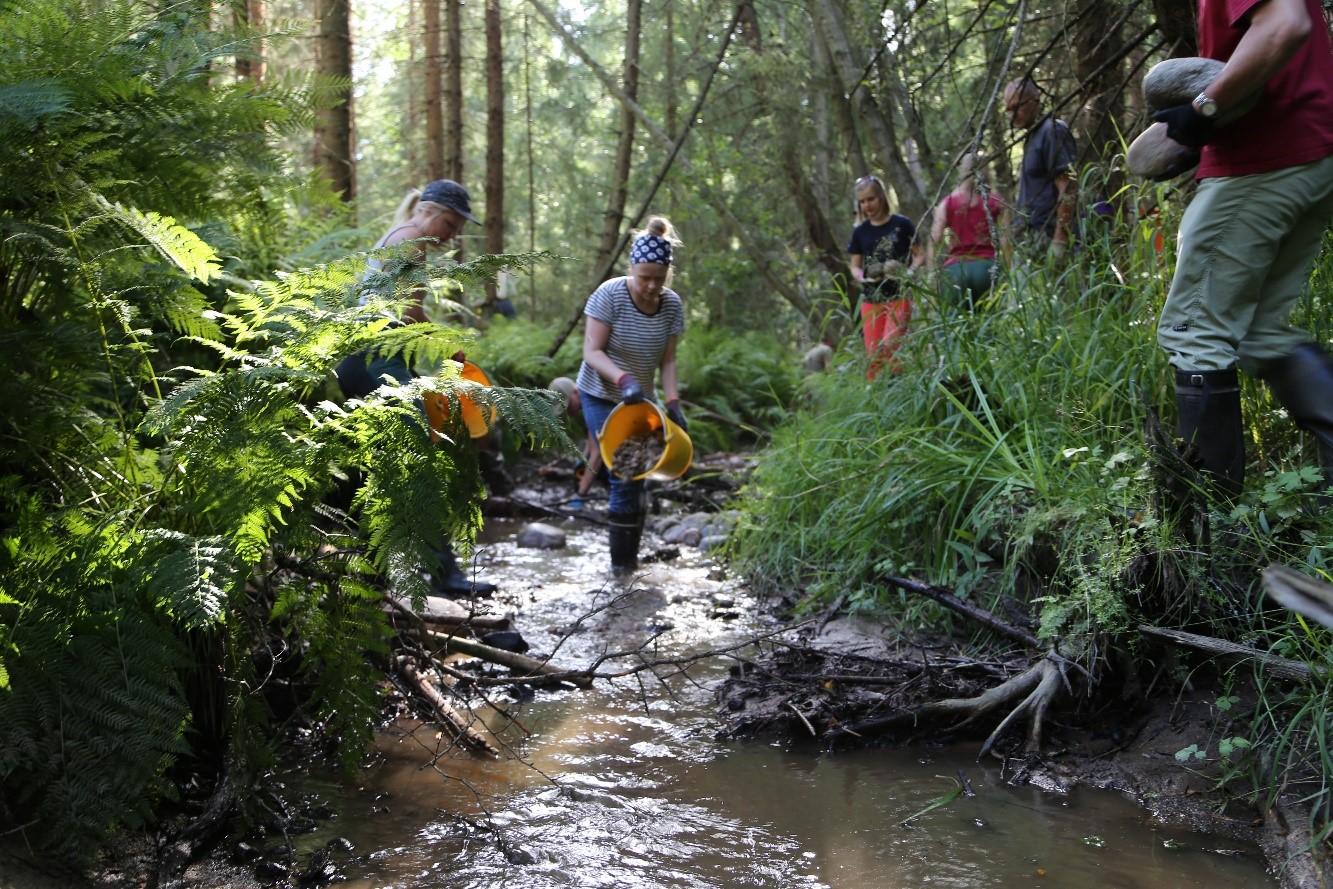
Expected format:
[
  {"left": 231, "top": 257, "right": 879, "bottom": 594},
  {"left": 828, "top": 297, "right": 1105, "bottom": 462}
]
[
  {"left": 853, "top": 175, "right": 891, "bottom": 224},
  {"left": 390, "top": 190, "right": 455, "bottom": 228},
  {"left": 631, "top": 215, "right": 683, "bottom": 247}
]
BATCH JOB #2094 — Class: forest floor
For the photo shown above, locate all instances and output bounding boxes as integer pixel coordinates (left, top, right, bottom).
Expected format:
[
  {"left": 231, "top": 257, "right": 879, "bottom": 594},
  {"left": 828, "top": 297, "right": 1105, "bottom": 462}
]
[{"left": 2, "top": 450, "right": 1328, "bottom": 889}]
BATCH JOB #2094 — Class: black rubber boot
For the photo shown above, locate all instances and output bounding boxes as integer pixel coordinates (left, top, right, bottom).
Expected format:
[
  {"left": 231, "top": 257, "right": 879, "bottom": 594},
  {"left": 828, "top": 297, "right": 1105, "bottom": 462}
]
[
  {"left": 430, "top": 545, "right": 498, "bottom": 598},
  {"left": 1175, "top": 367, "right": 1245, "bottom": 502},
  {"left": 1256, "top": 342, "right": 1333, "bottom": 490},
  {"left": 608, "top": 511, "right": 642, "bottom": 575}
]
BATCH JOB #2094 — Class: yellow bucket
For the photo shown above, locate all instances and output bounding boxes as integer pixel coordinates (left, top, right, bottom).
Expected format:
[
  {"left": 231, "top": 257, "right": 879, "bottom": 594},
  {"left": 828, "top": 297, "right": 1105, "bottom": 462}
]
[
  {"left": 423, "top": 360, "right": 495, "bottom": 439},
  {"left": 598, "top": 401, "right": 693, "bottom": 482}
]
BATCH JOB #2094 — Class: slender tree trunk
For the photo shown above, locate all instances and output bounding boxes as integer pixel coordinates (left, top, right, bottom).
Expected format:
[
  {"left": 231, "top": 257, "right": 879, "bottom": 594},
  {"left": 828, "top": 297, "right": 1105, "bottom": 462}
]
[
  {"left": 445, "top": 0, "right": 464, "bottom": 182},
  {"left": 406, "top": 0, "right": 420, "bottom": 176},
  {"left": 664, "top": 0, "right": 676, "bottom": 142},
  {"left": 425, "top": 0, "right": 445, "bottom": 180},
  {"left": 234, "top": 0, "right": 265, "bottom": 84},
  {"left": 1075, "top": 0, "right": 1127, "bottom": 170},
  {"left": 484, "top": 0, "right": 505, "bottom": 301},
  {"left": 812, "top": 22, "right": 867, "bottom": 195},
  {"left": 808, "top": 0, "right": 924, "bottom": 220},
  {"left": 523, "top": 11, "right": 538, "bottom": 314},
  {"left": 742, "top": 3, "right": 851, "bottom": 323},
  {"left": 595, "top": 0, "right": 641, "bottom": 275},
  {"left": 315, "top": 0, "right": 356, "bottom": 208}
]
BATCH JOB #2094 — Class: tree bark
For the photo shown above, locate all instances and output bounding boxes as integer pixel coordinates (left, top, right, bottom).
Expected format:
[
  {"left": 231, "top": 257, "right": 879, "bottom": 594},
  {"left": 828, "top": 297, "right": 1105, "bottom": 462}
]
[
  {"left": 233, "top": 0, "right": 264, "bottom": 84},
  {"left": 485, "top": 0, "right": 505, "bottom": 300},
  {"left": 593, "top": 0, "right": 641, "bottom": 281},
  {"left": 808, "top": 0, "right": 926, "bottom": 220},
  {"left": 425, "top": 0, "right": 445, "bottom": 181},
  {"left": 315, "top": 0, "right": 356, "bottom": 207},
  {"left": 445, "top": 0, "right": 464, "bottom": 182}
]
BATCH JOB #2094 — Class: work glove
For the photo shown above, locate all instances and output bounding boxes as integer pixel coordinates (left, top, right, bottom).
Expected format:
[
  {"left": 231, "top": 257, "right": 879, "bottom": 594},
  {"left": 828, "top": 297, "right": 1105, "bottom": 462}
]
[
  {"left": 1150, "top": 147, "right": 1202, "bottom": 183},
  {"left": 665, "top": 399, "right": 688, "bottom": 431},
  {"left": 617, "top": 373, "right": 644, "bottom": 404},
  {"left": 1151, "top": 104, "right": 1217, "bottom": 149}
]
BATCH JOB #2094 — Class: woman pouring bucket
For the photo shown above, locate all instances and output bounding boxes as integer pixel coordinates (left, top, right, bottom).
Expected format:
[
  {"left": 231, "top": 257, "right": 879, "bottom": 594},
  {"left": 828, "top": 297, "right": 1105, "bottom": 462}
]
[{"left": 576, "top": 216, "right": 691, "bottom": 575}]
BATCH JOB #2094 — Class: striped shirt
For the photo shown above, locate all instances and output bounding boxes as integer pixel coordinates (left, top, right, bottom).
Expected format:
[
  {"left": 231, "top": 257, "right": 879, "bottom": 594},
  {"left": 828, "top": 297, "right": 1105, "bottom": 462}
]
[{"left": 576, "top": 277, "right": 685, "bottom": 402}]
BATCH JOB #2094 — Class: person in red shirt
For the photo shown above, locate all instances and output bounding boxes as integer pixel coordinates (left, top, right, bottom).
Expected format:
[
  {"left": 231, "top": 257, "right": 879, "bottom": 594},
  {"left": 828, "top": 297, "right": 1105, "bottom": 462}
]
[
  {"left": 927, "top": 152, "right": 1011, "bottom": 311},
  {"left": 1154, "top": 0, "right": 1333, "bottom": 502}
]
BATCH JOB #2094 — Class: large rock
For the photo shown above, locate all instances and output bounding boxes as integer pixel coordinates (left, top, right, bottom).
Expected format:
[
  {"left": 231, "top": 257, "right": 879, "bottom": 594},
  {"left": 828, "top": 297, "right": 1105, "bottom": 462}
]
[
  {"left": 1127, "top": 122, "right": 1200, "bottom": 179},
  {"left": 1142, "top": 57, "right": 1258, "bottom": 125},
  {"left": 516, "top": 522, "right": 567, "bottom": 549}
]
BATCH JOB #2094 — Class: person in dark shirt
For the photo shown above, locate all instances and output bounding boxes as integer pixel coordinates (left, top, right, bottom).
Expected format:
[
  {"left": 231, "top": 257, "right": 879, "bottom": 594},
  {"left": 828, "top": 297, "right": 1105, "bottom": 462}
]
[
  {"left": 1004, "top": 78, "right": 1077, "bottom": 257},
  {"left": 846, "top": 174, "right": 916, "bottom": 380}
]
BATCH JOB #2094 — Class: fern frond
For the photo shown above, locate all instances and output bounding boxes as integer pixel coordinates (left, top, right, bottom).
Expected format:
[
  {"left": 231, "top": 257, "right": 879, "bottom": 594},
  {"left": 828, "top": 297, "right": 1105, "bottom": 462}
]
[{"left": 98, "top": 198, "right": 221, "bottom": 284}]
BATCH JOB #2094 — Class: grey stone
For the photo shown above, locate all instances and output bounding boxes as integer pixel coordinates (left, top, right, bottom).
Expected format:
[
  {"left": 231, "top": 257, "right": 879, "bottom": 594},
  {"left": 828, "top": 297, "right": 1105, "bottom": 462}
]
[{"left": 516, "top": 522, "right": 567, "bottom": 549}]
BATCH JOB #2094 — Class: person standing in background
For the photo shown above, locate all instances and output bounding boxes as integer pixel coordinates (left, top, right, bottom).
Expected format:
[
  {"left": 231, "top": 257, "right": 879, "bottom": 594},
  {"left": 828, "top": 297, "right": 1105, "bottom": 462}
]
[
  {"left": 846, "top": 174, "right": 916, "bottom": 380},
  {"left": 1152, "top": 0, "right": 1333, "bottom": 503},
  {"left": 576, "top": 217, "right": 688, "bottom": 575},
  {"left": 549, "top": 376, "right": 602, "bottom": 503},
  {"left": 927, "top": 152, "right": 1010, "bottom": 311},
  {"left": 1003, "top": 78, "right": 1077, "bottom": 258},
  {"left": 334, "top": 179, "right": 498, "bottom": 598}
]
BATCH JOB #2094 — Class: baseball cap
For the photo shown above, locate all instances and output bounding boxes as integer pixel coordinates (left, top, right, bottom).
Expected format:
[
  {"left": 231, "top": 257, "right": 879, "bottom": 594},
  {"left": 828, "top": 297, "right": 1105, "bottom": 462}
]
[{"left": 420, "top": 179, "right": 479, "bottom": 224}]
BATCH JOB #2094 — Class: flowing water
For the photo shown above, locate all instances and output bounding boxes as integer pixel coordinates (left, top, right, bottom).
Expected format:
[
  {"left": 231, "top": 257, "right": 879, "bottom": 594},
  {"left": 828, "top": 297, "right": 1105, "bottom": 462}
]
[{"left": 287, "top": 513, "right": 1276, "bottom": 888}]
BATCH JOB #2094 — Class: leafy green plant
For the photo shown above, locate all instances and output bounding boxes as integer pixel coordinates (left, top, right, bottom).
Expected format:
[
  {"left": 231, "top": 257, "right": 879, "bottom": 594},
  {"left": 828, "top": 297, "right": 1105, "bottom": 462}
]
[{"left": 0, "top": 0, "right": 569, "bottom": 867}]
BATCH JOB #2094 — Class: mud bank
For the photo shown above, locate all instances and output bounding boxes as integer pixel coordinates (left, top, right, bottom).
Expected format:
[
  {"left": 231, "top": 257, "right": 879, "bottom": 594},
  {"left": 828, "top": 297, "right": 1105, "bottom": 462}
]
[{"left": 715, "top": 611, "right": 1332, "bottom": 889}]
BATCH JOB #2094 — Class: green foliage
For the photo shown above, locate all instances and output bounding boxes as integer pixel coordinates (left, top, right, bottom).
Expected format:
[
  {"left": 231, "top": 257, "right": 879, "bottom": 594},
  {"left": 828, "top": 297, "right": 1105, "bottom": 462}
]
[
  {"left": 732, "top": 196, "right": 1195, "bottom": 634},
  {"left": 0, "top": 0, "right": 571, "bottom": 865},
  {"left": 674, "top": 326, "right": 803, "bottom": 452}
]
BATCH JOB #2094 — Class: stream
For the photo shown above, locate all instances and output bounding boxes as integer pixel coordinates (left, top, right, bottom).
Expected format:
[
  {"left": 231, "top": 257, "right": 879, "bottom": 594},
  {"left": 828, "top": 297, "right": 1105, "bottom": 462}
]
[{"left": 285, "top": 510, "right": 1276, "bottom": 888}]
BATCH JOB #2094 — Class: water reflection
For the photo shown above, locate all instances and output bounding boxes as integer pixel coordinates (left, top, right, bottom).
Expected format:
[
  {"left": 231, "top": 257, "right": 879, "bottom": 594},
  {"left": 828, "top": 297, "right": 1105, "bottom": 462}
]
[{"left": 289, "top": 517, "right": 1272, "bottom": 888}]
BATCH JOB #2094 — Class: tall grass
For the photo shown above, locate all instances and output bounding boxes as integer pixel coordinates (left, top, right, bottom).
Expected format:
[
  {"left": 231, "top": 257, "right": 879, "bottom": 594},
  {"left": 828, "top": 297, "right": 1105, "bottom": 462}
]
[{"left": 732, "top": 186, "right": 1333, "bottom": 843}]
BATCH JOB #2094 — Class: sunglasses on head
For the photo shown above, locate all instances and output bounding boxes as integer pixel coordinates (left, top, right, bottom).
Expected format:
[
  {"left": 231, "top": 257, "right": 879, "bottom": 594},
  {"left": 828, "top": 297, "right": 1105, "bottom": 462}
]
[{"left": 856, "top": 175, "right": 880, "bottom": 186}]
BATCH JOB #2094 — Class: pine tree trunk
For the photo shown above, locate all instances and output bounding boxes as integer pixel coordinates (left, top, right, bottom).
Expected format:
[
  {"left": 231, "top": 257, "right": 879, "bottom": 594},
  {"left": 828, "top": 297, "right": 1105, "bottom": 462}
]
[
  {"left": 594, "top": 0, "right": 641, "bottom": 276},
  {"left": 315, "top": 0, "right": 356, "bottom": 208},
  {"left": 445, "top": 0, "right": 464, "bottom": 182},
  {"left": 484, "top": 0, "right": 505, "bottom": 301},
  {"left": 425, "top": 0, "right": 445, "bottom": 181},
  {"left": 234, "top": 0, "right": 265, "bottom": 84}
]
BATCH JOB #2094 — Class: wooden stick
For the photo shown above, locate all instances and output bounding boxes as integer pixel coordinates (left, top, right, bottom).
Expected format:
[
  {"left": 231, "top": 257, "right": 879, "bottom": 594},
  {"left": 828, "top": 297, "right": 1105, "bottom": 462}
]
[
  {"left": 395, "top": 656, "right": 500, "bottom": 757},
  {"left": 428, "top": 630, "right": 593, "bottom": 688},
  {"left": 880, "top": 574, "right": 1042, "bottom": 648},
  {"left": 1136, "top": 624, "right": 1320, "bottom": 682}
]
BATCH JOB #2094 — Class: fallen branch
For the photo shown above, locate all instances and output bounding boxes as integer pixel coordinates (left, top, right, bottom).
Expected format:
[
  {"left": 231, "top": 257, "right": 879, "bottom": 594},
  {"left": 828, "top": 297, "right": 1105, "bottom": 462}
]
[
  {"left": 880, "top": 574, "right": 1041, "bottom": 648},
  {"left": 429, "top": 630, "right": 594, "bottom": 688},
  {"left": 394, "top": 656, "right": 500, "bottom": 757},
  {"left": 1136, "top": 624, "right": 1318, "bottom": 682}
]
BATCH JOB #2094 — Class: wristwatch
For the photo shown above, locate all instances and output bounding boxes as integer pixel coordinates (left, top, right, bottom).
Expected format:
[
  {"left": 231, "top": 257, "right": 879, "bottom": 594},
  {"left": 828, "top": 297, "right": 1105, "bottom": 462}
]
[{"left": 1193, "top": 92, "right": 1220, "bottom": 118}]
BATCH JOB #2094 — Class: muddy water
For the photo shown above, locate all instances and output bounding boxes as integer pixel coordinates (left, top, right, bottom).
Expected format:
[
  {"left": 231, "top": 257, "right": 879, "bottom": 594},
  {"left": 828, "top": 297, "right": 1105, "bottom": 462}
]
[{"left": 290, "top": 514, "right": 1275, "bottom": 888}]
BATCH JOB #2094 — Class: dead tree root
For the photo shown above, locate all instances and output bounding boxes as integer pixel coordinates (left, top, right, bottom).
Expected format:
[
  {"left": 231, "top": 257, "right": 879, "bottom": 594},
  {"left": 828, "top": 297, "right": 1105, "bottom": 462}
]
[{"left": 834, "top": 654, "right": 1069, "bottom": 756}]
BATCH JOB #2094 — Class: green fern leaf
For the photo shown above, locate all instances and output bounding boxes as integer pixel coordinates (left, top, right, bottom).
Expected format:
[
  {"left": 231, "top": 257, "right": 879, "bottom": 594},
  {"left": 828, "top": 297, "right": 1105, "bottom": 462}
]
[{"left": 98, "top": 197, "right": 221, "bottom": 284}]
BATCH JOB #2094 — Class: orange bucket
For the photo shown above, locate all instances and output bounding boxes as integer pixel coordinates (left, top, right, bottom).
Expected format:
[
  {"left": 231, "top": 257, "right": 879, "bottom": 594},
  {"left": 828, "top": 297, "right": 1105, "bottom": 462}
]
[
  {"left": 598, "top": 401, "right": 693, "bottom": 482},
  {"left": 422, "top": 360, "right": 495, "bottom": 439}
]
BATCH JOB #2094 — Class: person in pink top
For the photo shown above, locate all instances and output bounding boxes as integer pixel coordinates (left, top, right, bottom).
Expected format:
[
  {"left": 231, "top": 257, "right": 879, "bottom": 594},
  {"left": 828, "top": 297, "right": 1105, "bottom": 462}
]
[
  {"left": 1152, "top": 0, "right": 1333, "bottom": 504},
  {"left": 926, "top": 152, "right": 1011, "bottom": 311}
]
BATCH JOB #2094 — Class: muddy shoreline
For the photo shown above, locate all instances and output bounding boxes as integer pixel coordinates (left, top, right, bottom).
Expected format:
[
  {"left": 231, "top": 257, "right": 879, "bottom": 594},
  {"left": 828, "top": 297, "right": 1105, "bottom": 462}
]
[
  {"left": 3, "top": 452, "right": 1327, "bottom": 888},
  {"left": 714, "top": 608, "right": 1331, "bottom": 889}
]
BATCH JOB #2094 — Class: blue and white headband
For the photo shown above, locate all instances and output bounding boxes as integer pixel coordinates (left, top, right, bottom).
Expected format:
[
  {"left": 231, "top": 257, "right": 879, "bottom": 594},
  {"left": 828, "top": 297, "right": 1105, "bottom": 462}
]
[{"left": 630, "top": 233, "right": 672, "bottom": 266}]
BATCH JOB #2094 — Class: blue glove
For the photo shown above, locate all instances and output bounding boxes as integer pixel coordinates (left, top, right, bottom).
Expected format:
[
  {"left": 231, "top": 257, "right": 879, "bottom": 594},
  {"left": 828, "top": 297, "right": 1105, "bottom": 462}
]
[
  {"left": 665, "top": 399, "right": 688, "bottom": 431},
  {"left": 1152, "top": 104, "right": 1217, "bottom": 149},
  {"left": 617, "top": 373, "right": 644, "bottom": 404}
]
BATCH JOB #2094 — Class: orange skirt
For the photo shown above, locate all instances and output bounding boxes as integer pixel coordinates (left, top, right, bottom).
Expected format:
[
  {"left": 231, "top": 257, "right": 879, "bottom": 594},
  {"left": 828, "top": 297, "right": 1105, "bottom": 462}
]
[{"left": 860, "top": 299, "right": 912, "bottom": 380}]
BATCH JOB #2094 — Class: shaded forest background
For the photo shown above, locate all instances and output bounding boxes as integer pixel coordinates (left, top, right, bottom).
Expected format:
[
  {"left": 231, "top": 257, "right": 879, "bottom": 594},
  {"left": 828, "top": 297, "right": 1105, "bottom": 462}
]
[{"left": 267, "top": 0, "right": 1192, "bottom": 337}]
